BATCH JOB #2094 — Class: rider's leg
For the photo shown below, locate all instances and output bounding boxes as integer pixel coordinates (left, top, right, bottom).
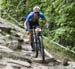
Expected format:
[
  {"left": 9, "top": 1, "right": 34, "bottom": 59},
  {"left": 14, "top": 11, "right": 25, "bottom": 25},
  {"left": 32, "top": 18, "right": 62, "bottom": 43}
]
[
  {"left": 29, "top": 31, "right": 35, "bottom": 51},
  {"left": 27, "top": 21, "right": 35, "bottom": 51},
  {"left": 29, "top": 31, "right": 32, "bottom": 44}
]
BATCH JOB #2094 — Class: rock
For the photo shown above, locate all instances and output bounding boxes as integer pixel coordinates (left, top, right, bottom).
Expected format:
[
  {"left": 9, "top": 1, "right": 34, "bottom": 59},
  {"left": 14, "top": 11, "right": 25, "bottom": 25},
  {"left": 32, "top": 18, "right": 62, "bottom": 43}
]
[
  {"left": 17, "top": 38, "right": 24, "bottom": 50},
  {"left": 9, "top": 63, "right": 21, "bottom": 68},
  {"left": 68, "top": 62, "right": 75, "bottom": 69},
  {"left": 7, "top": 40, "right": 18, "bottom": 50},
  {"left": 10, "top": 52, "right": 32, "bottom": 63},
  {"left": 0, "top": 40, "right": 6, "bottom": 45},
  {"left": 0, "top": 54, "right": 3, "bottom": 59},
  {"left": 16, "top": 32, "right": 23, "bottom": 38},
  {"left": 0, "top": 34, "right": 10, "bottom": 39},
  {"left": 23, "top": 39, "right": 29, "bottom": 44},
  {"left": 0, "top": 22, "right": 12, "bottom": 34},
  {"left": 0, "top": 29, "right": 1, "bottom": 32},
  {"left": 62, "top": 58, "right": 69, "bottom": 66},
  {"left": 10, "top": 30, "right": 20, "bottom": 39},
  {"left": 8, "top": 59, "right": 31, "bottom": 67},
  {"left": 0, "top": 62, "right": 7, "bottom": 69},
  {"left": 6, "top": 64, "right": 13, "bottom": 69},
  {"left": 0, "top": 45, "right": 13, "bottom": 53},
  {"left": 14, "top": 25, "right": 25, "bottom": 34},
  {"left": 7, "top": 39, "right": 24, "bottom": 50},
  {"left": 33, "top": 57, "right": 42, "bottom": 63},
  {"left": 0, "top": 33, "right": 3, "bottom": 36}
]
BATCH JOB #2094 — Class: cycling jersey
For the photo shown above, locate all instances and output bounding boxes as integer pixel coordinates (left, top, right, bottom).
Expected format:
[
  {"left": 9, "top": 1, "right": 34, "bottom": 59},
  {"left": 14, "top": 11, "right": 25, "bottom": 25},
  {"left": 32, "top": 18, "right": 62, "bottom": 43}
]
[{"left": 25, "top": 11, "right": 46, "bottom": 23}]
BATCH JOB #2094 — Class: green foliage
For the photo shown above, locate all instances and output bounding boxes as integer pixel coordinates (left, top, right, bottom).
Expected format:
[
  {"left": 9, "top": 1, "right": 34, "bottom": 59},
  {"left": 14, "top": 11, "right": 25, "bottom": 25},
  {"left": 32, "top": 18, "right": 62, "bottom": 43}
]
[
  {"left": 44, "top": 38, "right": 75, "bottom": 60},
  {"left": 1, "top": 0, "right": 27, "bottom": 24}
]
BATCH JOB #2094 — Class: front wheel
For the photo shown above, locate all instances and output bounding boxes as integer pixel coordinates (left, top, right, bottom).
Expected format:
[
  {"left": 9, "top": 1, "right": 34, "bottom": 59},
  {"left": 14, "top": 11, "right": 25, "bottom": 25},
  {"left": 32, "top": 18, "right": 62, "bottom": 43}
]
[{"left": 39, "top": 36, "right": 45, "bottom": 62}]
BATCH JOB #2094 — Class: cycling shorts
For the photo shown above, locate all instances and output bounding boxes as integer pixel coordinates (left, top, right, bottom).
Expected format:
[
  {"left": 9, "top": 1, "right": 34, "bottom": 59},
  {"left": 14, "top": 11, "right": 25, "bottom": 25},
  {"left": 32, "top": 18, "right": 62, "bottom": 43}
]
[{"left": 26, "top": 21, "right": 40, "bottom": 31}]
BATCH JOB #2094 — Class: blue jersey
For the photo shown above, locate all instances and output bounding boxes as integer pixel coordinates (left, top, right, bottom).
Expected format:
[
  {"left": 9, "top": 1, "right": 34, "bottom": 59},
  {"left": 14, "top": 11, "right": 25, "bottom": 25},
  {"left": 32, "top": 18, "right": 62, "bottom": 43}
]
[{"left": 25, "top": 11, "right": 46, "bottom": 23}]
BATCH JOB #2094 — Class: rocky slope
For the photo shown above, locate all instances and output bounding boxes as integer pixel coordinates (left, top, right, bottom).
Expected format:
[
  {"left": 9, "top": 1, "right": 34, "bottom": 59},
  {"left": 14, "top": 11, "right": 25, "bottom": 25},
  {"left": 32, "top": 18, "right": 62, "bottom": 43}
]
[{"left": 0, "top": 17, "right": 75, "bottom": 69}]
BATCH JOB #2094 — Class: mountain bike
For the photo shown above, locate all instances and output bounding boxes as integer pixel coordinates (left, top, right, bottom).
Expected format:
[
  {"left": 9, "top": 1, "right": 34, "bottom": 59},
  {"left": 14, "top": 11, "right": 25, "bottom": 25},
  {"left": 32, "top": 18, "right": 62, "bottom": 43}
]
[{"left": 31, "top": 26, "right": 45, "bottom": 62}]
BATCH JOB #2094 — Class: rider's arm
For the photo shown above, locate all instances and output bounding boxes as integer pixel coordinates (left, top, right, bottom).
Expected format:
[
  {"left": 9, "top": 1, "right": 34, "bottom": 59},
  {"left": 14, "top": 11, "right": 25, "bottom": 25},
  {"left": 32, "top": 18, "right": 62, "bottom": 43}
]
[
  {"left": 24, "top": 13, "right": 31, "bottom": 29},
  {"left": 43, "top": 20, "right": 49, "bottom": 28},
  {"left": 24, "top": 12, "right": 33, "bottom": 29},
  {"left": 40, "top": 12, "right": 49, "bottom": 28},
  {"left": 24, "top": 21, "right": 27, "bottom": 29},
  {"left": 24, "top": 21, "right": 30, "bottom": 31}
]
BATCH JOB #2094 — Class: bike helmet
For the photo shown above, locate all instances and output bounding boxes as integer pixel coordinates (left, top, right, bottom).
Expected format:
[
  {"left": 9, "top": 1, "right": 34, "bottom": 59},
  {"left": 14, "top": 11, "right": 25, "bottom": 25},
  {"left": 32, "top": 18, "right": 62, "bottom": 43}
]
[{"left": 33, "top": 6, "right": 40, "bottom": 12}]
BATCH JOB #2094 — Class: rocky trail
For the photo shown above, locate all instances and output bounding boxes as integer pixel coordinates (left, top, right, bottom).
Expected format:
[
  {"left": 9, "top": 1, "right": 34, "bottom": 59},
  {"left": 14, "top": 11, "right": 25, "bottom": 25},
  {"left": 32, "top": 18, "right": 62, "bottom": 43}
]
[{"left": 0, "top": 18, "right": 75, "bottom": 69}]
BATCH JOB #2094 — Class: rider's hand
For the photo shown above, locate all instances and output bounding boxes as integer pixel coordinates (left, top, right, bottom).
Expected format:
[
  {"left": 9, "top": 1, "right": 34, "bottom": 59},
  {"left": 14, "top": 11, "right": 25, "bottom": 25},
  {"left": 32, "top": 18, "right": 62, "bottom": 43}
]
[
  {"left": 25, "top": 28, "right": 29, "bottom": 34},
  {"left": 46, "top": 24, "right": 49, "bottom": 29},
  {"left": 45, "top": 23, "right": 49, "bottom": 29}
]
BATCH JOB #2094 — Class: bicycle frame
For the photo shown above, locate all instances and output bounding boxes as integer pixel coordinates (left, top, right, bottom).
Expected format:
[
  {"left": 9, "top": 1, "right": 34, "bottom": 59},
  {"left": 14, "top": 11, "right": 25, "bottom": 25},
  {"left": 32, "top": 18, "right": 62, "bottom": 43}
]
[{"left": 31, "top": 27, "right": 45, "bottom": 62}]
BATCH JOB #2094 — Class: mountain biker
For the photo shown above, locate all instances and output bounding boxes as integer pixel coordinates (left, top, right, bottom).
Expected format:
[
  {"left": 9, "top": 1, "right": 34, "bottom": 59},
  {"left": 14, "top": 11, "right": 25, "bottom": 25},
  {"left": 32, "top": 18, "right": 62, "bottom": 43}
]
[{"left": 24, "top": 6, "right": 48, "bottom": 51}]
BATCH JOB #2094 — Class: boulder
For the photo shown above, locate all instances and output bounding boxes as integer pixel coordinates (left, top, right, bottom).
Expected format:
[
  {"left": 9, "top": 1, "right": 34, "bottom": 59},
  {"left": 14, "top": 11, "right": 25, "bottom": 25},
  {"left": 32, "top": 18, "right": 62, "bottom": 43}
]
[
  {"left": 0, "top": 45, "right": 13, "bottom": 53},
  {"left": 7, "top": 59, "right": 31, "bottom": 67},
  {"left": 7, "top": 40, "right": 18, "bottom": 50},
  {"left": 0, "top": 22, "right": 12, "bottom": 34}
]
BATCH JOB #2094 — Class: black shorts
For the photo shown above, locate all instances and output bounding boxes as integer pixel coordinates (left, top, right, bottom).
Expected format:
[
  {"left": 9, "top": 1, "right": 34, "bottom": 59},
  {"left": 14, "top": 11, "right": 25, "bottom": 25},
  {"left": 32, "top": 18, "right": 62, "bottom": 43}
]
[{"left": 29, "top": 21, "right": 39, "bottom": 29}]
